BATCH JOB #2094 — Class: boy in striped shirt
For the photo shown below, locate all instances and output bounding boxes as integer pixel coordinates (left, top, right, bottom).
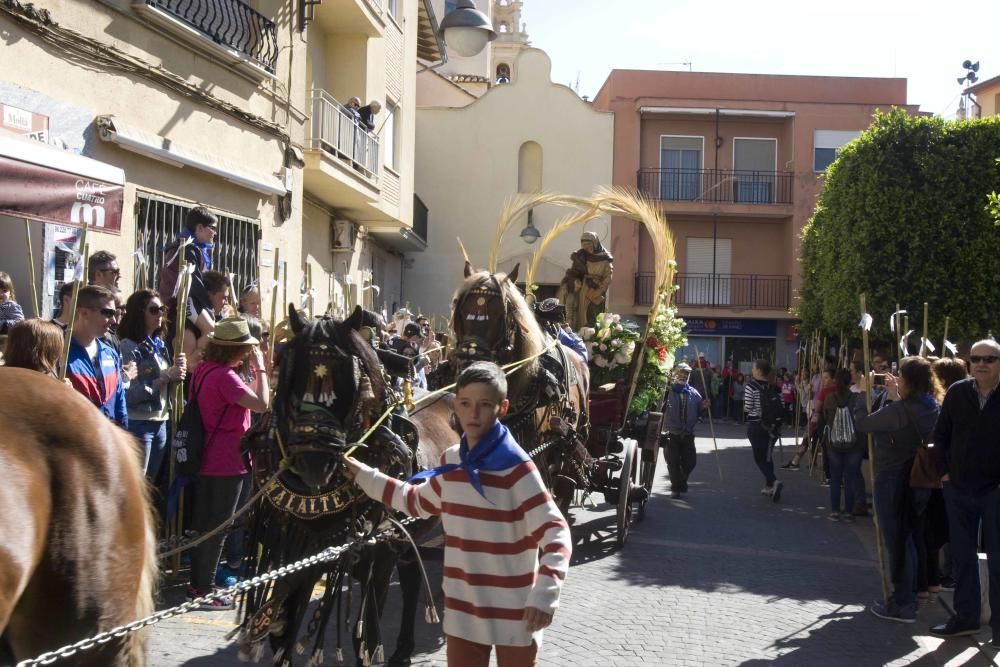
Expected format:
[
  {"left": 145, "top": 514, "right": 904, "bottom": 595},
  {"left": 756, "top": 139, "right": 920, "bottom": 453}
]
[{"left": 343, "top": 361, "right": 571, "bottom": 666}]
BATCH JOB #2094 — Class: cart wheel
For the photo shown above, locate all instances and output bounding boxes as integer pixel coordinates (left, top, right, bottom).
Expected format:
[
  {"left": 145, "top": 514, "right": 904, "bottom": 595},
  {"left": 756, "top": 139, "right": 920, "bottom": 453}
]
[
  {"left": 639, "top": 411, "right": 663, "bottom": 493},
  {"left": 616, "top": 439, "right": 638, "bottom": 547}
]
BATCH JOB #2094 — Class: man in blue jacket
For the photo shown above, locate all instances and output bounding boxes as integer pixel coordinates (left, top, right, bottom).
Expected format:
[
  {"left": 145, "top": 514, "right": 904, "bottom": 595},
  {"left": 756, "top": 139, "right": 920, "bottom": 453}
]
[
  {"left": 66, "top": 285, "right": 128, "bottom": 428},
  {"left": 931, "top": 339, "right": 1000, "bottom": 643},
  {"left": 660, "top": 363, "right": 705, "bottom": 499}
]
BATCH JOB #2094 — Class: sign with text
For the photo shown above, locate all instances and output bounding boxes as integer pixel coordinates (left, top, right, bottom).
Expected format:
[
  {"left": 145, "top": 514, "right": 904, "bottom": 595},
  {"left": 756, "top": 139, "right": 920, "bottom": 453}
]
[
  {"left": 0, "top": 153, "right": 123, "bottom": 234},
  {"left": 682, "top": 317, "right": 777, "bottom": 338},
  {"left": 1, "top": 104, "right": 49, "bottom": 138}
]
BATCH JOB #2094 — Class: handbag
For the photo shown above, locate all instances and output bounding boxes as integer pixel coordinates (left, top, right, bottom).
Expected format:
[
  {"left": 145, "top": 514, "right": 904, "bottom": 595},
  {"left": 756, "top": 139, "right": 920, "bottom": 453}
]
[{"left": 901, "top": 402, "right": 940, "bottom": 489}]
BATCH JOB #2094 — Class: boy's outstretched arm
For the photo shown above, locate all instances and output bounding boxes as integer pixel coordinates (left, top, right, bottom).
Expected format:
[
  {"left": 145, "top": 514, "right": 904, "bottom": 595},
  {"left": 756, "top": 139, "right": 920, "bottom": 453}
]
[{"left": 343, "top": 453, "right": 443, "bottom": 520}]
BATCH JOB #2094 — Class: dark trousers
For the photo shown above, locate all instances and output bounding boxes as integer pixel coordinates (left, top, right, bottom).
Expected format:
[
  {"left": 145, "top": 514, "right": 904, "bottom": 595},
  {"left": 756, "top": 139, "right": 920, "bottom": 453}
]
[
  {"left": 664, "top": 432, "right": 697, "bottom": 492},
  {"left": 747, "top": 421, "right": 776, "bottom": 486},
  {"left": 190, "top": 474, "right": 244, "bottom": 592},
  {"left": 827, "top": 448, "right": 864, "bottom": 513},
  {"left": 875, "top": 468, "right": 917, "bottom": 609},
  {"left": 942, "top": 483, "right": 1000, "bottom": 626}
]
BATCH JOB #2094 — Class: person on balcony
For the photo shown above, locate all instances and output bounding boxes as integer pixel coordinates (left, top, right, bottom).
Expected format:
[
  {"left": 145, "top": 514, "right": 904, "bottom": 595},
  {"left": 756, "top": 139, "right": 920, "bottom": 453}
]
[{"left": 358, "top": 100, "right": 382, "bottom": 133}]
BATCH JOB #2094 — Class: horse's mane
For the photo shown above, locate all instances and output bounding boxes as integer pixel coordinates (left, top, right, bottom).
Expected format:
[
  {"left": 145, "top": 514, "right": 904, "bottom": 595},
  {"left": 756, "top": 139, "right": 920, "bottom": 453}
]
[{"left": 453, "top": 270, "right": 545, "bottom": 398}]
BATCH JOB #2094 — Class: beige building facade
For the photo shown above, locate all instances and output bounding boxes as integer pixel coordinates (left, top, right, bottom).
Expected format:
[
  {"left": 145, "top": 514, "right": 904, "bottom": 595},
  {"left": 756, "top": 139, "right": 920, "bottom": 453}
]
[
  {"left": 0, "top": 0, "right": 306, "bottom": 318},
  {"left": 593, "top": 70, "right": 917, "bottom": 370},
  {"left": 967, "top": 74, "right": 1000, "bottom": 118},
  {"left": 410, "top": 44, "right": 614, "bottom": 319}
]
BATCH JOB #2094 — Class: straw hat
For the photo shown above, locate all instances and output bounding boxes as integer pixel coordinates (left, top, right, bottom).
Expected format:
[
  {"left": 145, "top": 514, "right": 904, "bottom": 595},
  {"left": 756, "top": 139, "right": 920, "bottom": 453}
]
[{"left": 207, "top": 317, "right": 259, "bottom": 346}]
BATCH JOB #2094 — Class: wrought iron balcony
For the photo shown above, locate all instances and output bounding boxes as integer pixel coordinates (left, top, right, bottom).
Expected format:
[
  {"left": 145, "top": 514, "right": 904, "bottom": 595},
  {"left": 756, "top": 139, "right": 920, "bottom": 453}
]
[
  {"left": 636, "top": 272, "right": 791, "bottom": 310},
  {"left": 310, "top": 90, "right": 380, "bottom": 178},
  {"left": 143, "top": 0, "right": 279, "bottom": 73},
  {"left": 636, "top": 168, "right": 794, "bottom": 205}
]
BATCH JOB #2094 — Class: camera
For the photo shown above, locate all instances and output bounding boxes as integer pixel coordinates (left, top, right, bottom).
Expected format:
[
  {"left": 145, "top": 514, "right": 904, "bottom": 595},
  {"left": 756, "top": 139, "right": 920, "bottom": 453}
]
[{"left": 872, "top": 374, "right": 886, "bottom": 386}]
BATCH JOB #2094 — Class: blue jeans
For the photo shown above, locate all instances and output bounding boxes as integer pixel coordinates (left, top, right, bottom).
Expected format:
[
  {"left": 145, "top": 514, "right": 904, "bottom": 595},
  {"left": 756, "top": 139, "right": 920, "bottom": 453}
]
[
  {"left": 129, "top": 419, "right": 168, "bottom": 480},
  {"left": 942, "top": 483, "right": 1000, "bottom": 626},
  {"left": 827, "top": 448, "right": 864, "bottom": 513},
  {"left": 874, "top": 467, "right": 917, "bottom": 609}
]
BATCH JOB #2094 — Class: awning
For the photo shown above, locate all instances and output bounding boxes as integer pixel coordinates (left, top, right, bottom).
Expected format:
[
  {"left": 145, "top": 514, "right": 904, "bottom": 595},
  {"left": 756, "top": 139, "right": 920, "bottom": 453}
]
[
  {"left": 96, "top": 115, "right": 287, "bottom": 197},
  {"left": 0, "top": 134, "right": 126, "bottom": 234}
]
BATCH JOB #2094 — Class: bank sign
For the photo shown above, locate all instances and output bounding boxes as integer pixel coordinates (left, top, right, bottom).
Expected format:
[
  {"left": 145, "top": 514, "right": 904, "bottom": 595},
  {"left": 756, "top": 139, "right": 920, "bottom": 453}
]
[
  {"left": 0, "top": 152, "right": 124, "bottom": 234},
  {"left": 683, "top": 318, "right": 777, "bottom": 337}
]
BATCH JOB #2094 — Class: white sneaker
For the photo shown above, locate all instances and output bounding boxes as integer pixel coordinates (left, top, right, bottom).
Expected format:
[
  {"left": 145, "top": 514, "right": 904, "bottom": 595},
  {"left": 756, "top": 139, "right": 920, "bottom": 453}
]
[
  {"left": 760, "top": 486, "right": 772, "bottom": 495},
  {"left": 771, "top": 480, "right": 784, "bottom": 502}
]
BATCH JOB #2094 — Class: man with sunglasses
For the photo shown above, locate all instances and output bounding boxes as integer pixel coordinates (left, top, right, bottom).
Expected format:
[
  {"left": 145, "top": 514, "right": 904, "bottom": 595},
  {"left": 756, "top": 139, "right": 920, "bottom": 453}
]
[
  {"left": 65, "top": 285, "right": 128, "bottom": 428},
  {"left": 931, "top": 339, "right": 1000, "bottom": 643},
  {"left": 88, "top": 250, "right": 121, "bottom": 290}
]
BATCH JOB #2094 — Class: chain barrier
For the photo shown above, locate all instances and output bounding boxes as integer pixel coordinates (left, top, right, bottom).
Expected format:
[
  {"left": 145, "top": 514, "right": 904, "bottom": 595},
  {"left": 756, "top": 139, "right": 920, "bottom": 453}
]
[{"left": 15, "top": 518, "right": 420, "bottom": 667}]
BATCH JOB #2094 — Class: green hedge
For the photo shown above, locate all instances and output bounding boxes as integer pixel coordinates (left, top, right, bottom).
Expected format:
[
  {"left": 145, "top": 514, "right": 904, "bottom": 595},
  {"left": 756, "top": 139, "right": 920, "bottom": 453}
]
[{"left": 799, "top": 109, "right": 1000, "bottom": 343}]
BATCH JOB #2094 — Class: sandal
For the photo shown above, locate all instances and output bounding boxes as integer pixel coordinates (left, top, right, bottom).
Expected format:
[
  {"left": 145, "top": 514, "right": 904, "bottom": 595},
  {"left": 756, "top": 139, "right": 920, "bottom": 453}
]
[{"left": 828, "top": 512, "right": 840, "bottom": 522}]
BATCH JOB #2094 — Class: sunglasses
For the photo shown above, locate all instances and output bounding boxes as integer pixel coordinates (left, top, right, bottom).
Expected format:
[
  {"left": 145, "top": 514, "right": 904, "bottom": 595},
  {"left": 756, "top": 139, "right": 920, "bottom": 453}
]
[
  {"left": 98, "top": 267, "right": 121, "bottom": 276},
  {"left": 98, "top": 307, "right": 117, "bottom": 318},
  {"left": 148, "top": 305, "right": 167, "bottom": 315},
  {"left": 970, "top": 355, "right": 1000, "bottom": 364}
]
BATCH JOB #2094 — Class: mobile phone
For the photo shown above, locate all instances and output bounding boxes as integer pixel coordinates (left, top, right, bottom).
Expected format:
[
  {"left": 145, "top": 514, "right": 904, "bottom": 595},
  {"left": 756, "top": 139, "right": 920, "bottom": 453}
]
[
  {"left": 891, "top": 362, "right": 898, "bottom": 373},
  {"left": 872, "top": 373, "right": 886, "bottom": 386}
]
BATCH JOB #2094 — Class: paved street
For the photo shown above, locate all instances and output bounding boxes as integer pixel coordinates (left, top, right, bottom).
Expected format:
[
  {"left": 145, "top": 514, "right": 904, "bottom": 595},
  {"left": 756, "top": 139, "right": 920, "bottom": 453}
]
[{"left": 149, "top": 423, "right": 997, "bottom": 666}]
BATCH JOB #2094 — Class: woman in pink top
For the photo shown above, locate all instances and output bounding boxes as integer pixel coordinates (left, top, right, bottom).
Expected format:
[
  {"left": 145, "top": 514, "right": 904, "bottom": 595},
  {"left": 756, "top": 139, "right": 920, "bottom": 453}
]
[{"left": 186, "top": 317, "right": 269, "bottom": 609}]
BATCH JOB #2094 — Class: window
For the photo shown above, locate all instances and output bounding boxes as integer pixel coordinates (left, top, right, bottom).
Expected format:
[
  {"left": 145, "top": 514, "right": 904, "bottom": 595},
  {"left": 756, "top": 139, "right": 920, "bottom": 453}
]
[
  {"left": 387, "top": 0, "right": 399, "bottom": 20},
  {"left": 496, "top": 63, "right": 511, "bottom": 84},
  {"left": 685, "top": 238, "right": 732, "bottom": 305},
  {"left": 813, "top": 130, "right": 860, "bottom": 172},
  {"left": 659, "top": 136, "right": 702, "bottom": 200},
  {"left": 732, "top": 138, "right": 777, "bottom": 203},
  {"left": 517, "top": 141, "right": 543, "bottom": 193},
  {"left": 134, "top": 193, "right": 261, "bottom": 297},
  {"left": 383, "top": 102, "right": 398, "bottom": 171}
]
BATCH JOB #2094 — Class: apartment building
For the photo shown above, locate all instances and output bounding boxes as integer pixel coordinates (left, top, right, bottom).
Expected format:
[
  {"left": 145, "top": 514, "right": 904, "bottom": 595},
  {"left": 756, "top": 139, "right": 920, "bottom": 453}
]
[
  {"left": 301, "top": 0, "right": 445, "bottom": 316},
  {"left": 0, "top": 0, "right": 306, "bottom": 317},
  {"left": 966, "top": 74, "right": 1000, "bottom": 118},
  {"left": 593, "top": 71, "right": 916, "bottom": 371}
]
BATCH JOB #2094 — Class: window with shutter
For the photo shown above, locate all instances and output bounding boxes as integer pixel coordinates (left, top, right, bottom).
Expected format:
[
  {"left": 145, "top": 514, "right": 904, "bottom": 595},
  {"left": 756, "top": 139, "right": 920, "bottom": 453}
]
[
  {"left": 659, "top": 136, "right": 703, "bottom": 201},
  {"left": 733, "top": 138, "right": 777, "bottom": 203},
  {"left": 685, "top": 238, "right": 732, "bottom": 305}
]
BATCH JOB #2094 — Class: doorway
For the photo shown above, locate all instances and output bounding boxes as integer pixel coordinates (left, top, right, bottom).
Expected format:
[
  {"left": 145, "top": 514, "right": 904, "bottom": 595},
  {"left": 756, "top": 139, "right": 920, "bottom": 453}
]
[{"left": 727, "top": 337, "right": 776, "bottom": 376}]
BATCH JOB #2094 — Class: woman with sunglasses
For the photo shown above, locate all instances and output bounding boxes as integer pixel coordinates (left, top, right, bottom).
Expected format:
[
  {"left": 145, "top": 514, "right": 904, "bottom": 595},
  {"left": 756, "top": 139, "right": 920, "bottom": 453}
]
[{"left": 119, "top": 288, "right": 187, "bottom": 479}]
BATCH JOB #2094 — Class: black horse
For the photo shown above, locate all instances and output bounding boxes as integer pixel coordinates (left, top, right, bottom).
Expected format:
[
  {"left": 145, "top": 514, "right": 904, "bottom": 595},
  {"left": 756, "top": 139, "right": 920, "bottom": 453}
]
[{"left": 235, "top": 305, "right": 455, "bottom": 666}]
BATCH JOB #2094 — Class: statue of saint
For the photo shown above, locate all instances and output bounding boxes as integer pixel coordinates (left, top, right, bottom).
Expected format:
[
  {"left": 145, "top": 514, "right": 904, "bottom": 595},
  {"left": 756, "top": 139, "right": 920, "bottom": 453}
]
[{"left": 557, "top": 231, "right": 613, "bottom": 329}]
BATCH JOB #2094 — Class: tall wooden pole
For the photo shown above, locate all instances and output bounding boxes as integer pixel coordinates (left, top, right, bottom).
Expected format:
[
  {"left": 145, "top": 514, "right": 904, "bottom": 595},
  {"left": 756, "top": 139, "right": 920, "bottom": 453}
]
[
  {"left": 903, "top": 315, "right": 910, "bottom": 357},
  {"left": 942, "top": 317, "right": 951, "bottom": 357},
  {"left": 919, "top": 302, "right": 929, "bottom": 357},
  {"left": 861, "top": 293, "right": 891, "bottom": 605},
  {"left": 894, "top": 303, "right": 901, "bottom": 365},
  {"left": 24, "top": 220, "right": 39, "bottom": 317},
  {"left": 59, "top": 225, "right": 89, "bottom": 380},
  {"left": 268, "top": 248, "right": 281, "bottom": 401},
  {"left": 693, "top": 344, "right": 724, "bottom": 481}
]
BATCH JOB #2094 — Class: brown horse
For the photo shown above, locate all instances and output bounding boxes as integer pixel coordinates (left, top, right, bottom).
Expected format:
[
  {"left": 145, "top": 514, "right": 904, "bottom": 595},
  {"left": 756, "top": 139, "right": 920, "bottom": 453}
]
[
  {"left": 451, "top": 262, "right": 591, "bottom": 512},
  {"left": 0, "top": 368, "right": 157, "bottom": 666}
]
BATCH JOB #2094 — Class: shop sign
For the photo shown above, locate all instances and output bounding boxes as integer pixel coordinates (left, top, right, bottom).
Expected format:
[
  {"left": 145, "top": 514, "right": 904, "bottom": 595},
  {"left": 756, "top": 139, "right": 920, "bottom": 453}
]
[{"left": 683, "top": 318, "right": 777, "bottom": 337}]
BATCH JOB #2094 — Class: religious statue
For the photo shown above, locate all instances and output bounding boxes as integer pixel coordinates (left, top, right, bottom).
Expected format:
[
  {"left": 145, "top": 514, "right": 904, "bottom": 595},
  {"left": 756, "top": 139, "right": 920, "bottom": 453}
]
[{"left": 556, "top": 231, "right": 613, "bottom": 330}]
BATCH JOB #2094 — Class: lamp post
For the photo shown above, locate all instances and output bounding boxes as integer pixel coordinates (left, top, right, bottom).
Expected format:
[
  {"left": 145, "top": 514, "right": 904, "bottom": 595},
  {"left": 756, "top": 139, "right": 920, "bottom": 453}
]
[
  {"left": 439, "top": 0, "right": 497, "bottom": 58},
  {"left": 519, "top": 208, "right": 540, "bottom": 244}
]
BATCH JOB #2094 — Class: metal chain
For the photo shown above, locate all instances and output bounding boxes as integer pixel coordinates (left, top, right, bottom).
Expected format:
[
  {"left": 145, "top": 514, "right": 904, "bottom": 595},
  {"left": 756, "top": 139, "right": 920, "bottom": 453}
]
[{"left": 15, "top": 522, "right": 411, "bottom": 667}]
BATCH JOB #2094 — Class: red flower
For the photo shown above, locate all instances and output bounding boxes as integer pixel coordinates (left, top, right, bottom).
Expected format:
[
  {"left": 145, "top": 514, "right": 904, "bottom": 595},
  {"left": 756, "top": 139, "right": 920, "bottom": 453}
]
[
  {"left": 656, "top": 346, "right": 667, "bottom": 362},
  {"left": 645, "top": 336, "right": 658, "bottom": 348}
]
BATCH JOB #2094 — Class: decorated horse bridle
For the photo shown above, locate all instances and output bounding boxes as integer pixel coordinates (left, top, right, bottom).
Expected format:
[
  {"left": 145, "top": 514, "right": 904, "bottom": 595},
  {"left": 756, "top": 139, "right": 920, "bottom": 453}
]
[{"left": 453, "top": 274, "right": 518, "bottom": 363}]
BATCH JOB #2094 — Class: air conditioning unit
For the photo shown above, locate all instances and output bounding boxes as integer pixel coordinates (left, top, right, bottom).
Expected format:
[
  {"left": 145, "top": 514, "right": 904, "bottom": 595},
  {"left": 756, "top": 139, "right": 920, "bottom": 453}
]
[{"left": 331, "top": 219, "right": 354, "bottom": 252}]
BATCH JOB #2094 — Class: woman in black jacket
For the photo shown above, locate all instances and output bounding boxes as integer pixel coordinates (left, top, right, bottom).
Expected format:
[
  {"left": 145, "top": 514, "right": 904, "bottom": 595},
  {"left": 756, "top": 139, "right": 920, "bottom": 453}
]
[{"left": 855, "top": 356, "right": 942, "bottom": 624}]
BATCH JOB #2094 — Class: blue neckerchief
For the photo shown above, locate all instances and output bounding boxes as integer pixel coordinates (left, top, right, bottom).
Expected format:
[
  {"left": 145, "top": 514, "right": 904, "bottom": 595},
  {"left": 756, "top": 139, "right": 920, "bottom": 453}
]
[
  {"left": 144, "top": 335, "right": 167, "bottom": 357},
  {"left": 408, "top": 421, "right": 530, "bottom": 499},
  {"left": 179, "top": 228, "right": 214, "bottom": 270},
  {"left": 916, "top": 392, "right": 938, "bottom": 410},
  {"left": 671, "top": 383, "right": 691, "bottom": 395}
]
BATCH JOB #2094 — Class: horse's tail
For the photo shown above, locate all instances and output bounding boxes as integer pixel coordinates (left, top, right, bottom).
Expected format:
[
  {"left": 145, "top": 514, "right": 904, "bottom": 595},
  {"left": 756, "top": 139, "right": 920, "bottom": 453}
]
[{"left": 122, "top": 431, "right": 160, "bottom": 667}]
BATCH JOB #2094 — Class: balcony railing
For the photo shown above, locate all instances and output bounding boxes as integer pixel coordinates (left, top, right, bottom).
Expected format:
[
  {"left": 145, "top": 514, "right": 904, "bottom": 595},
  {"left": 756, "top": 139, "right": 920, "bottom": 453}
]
[
  {"left": 636, "top": 272, "right": 791, "bottom": 310},
  {"left": 310, "top": 90, "right": 380, "bottom": 178},
  {"left": 636, "top": 168, "right": 794, "bottom": 205},
  {"left": 143, "top": 0, "right": 279, "bottom": 72},
  {"left": 413, "top": 194, "right": 428, "bottom": 242}
]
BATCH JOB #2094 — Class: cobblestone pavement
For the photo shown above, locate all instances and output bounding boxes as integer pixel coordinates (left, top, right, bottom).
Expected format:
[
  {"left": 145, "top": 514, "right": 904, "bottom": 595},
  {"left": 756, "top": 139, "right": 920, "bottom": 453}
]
[{"left": 147, "top": 422, "right": 999, "bottom": 666}]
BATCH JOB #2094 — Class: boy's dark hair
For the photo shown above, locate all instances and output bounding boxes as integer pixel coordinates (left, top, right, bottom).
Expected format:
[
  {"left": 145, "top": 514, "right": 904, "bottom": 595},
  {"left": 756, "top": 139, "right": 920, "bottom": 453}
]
[
  {"left": 933, "top": 357, "right": 968, "bottom": 390},
  {"left": 203, "top": 270, "right": 231, "bottom": 294},
  {"left": 184, "top": 206, "right": 217, "bottom": 233},
  {"left": 76, "top": 285, "right": 115, "bottom": 311},
  {"left": 752, "top": 358, "right": 772, "bottom": 377},
  {"left": 88, "top": 250, "right": 117, "bottom": 283},
  {"left": 456, "top": 361, "right": 508, "bottom": 401}
]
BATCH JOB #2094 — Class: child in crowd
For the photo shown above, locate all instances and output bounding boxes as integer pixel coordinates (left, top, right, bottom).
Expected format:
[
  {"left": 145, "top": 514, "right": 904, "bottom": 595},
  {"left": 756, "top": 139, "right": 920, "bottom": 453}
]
[
  {"left": 0, "top": 271, "right": 25, "bottom": 333},
  {"left": 343, "top": 361, "right": 571, "bottom": 667},
  {"left": 3, "top": 318, "right": 64, "bottom": 377}
]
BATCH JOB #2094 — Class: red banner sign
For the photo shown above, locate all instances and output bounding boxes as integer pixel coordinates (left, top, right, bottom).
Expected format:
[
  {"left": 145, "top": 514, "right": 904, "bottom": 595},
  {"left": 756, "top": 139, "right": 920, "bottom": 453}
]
[{"left": 0, "top": 153, "right": 124, "bottom": 234}]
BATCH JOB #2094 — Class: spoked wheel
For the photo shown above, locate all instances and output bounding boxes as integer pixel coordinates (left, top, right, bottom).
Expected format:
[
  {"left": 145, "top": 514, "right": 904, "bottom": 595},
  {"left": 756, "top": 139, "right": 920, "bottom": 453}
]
[
  {"left": 616, "top": 439, "right": 639, "bottom": 547},
  {"left": 639, "top": 411, "right": 663, "bottom": 493}
]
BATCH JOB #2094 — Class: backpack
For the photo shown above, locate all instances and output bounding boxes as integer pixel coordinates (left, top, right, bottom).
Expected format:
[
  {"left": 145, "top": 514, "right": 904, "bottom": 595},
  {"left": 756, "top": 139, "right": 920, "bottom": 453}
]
[
  {"left": 172, "top": 367, "right": 229, "bottom": 477},
  {"left": 827, "top": 397, "right": 856, "bottom": 450},
  {"left": 759, "top": 382, "right": 784, "bottom": 430}
]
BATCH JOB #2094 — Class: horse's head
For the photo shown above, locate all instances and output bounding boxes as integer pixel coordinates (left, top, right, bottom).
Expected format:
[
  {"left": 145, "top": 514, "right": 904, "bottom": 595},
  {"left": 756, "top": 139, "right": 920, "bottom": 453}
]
[
  {"left": 452, "top": 261, "right": 527, "bottom": 366},
  {"left": 274, "top": 305, "right": 390, "bottom": 490}
]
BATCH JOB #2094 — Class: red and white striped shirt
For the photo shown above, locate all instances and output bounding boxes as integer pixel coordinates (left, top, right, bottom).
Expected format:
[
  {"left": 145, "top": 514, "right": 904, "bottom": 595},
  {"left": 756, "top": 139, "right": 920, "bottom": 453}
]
[{"left": 355, "top": 445, "right": 572, "bottom": 647}]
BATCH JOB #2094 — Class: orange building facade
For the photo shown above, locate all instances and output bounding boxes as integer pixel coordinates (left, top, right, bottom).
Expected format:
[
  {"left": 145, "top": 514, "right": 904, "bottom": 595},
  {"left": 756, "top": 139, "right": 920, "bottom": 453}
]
[{"left": 593, "top": 70, "right": 916, "bottom": 372}]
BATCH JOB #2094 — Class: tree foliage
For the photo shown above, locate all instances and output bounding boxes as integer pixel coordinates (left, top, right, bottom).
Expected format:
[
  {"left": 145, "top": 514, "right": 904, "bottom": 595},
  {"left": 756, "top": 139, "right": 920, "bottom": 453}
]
[{"left": 798, "top": 109, "right": 1000, "bottom": 343}]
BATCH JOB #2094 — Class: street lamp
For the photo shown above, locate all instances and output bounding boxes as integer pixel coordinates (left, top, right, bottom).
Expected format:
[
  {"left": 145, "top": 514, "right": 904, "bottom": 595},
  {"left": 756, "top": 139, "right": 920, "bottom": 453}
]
[
  {"left": 439, "top": 0, "right": 497, "bottom": 58},
  {"left": 519, "top": 209, "right": 540, "bottom": 244}
]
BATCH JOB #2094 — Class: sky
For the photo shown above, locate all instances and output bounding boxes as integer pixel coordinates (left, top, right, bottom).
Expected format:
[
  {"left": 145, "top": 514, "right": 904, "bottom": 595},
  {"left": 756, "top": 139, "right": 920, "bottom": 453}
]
[{"left": 520, "top": 0, "right": 998, "bottom": 117}]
